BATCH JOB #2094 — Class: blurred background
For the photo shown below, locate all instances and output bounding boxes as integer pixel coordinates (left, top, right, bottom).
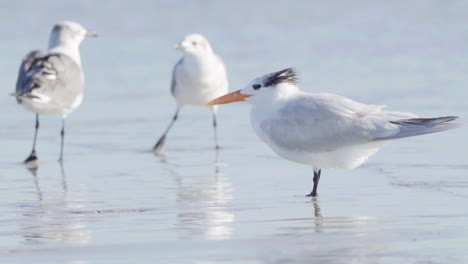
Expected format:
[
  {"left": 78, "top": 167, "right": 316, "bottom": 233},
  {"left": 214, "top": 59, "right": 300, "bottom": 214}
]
[{"left": 0, "top": 1, "right": 467, "bottom": 263}]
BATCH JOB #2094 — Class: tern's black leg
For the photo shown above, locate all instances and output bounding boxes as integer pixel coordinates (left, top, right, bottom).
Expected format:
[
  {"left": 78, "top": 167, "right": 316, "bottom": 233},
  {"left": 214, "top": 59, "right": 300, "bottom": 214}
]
[
  {"left": 212, "top": 111, "right": 220, "bottom": 149},
  {"left": 306, "top": 169, "right": 322, "bottom": 197},
  {"left": 24, "top": 114, "right": 39, "bottom": 164},
  {"left": 153, "top": 107, "right": 180, "bottom": 155},
  {"left": 58, "top": 118, "right": 65, "bottom": 162}
]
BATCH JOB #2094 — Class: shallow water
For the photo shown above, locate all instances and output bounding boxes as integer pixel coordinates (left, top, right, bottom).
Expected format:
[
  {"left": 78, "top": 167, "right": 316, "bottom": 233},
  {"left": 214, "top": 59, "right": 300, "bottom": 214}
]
[{"left": 1, "top": 1, "right": 468, "bottom": 263}]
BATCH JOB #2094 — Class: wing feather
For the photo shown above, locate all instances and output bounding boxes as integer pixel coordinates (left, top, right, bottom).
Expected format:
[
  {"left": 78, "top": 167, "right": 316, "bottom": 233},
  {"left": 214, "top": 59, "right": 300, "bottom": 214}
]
[
  {"left": 258, "top": 93, "right": 410, "bottom": 152},
  {"left": 170, "top": 58, "right": 183, "bottom": 96},
  {"left": 14, "top": 51, "right": 83, "bottom": 106}
]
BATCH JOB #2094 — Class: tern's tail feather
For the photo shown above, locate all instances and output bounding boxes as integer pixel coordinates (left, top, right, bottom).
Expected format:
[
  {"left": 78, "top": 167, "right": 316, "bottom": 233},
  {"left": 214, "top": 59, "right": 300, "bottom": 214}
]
[{"left": 376, "top": 116, "right": 461, "bottom": 141}]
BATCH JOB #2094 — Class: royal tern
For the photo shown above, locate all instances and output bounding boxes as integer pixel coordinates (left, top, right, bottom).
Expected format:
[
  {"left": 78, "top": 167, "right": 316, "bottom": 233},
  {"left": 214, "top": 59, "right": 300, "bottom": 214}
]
[
  {"left": 208, "top": 68, "right": 460, "bottom": 197},
  {"left": 13, "top": 21, "right": 97, "bottom": 164},
  {"left": 153, "top": 33, "right": 228, "bottom": 155}
]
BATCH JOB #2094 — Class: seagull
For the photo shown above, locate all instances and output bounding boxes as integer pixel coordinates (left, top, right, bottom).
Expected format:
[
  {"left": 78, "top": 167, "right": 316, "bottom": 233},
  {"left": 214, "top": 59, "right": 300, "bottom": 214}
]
[
  {"left": 13, "top": 21, "right": 97, "bottom": 164},
  {"left": 207, "top": 68, "right": 461, "bottom": 197},
  {"left": 153, "top": 33, "right": 229, "bottom": 155}
]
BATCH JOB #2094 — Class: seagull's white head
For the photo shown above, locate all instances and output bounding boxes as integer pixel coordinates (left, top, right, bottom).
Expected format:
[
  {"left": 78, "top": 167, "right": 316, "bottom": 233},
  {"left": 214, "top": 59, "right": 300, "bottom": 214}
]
[
  {"left": 207, "top": 68, "right": 299, "bottom": 106},
  {"left": 174, "top": 33, "right": 213, "bottom": 56},
  {"left": 48, "top": 21, "right": 97, "bottom": 49}
]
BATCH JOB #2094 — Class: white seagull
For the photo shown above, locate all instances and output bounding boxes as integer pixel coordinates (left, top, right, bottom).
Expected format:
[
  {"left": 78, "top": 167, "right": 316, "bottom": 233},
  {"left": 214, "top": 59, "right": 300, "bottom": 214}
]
[
  {"left": 13, "top": 21, "right": 97, "bottom": 164},
  {"left": 207, "top": 68, "right": 460, "bottom": 197},
  {"left": 153, "top": 33, "right": 229, "bottom": 155}
]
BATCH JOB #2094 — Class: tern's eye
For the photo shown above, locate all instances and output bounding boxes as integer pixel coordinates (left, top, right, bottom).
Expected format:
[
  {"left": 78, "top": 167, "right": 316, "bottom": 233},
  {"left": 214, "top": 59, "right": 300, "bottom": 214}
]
[{"left": 252, "top": 84, "right": 262, "bottom": 90}]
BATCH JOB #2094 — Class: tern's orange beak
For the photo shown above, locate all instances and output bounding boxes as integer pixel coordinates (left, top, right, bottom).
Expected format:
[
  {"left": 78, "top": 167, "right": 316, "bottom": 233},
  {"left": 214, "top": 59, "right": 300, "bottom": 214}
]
[{"left": 206, "top": 90, "right": 252, "bottom": 106}]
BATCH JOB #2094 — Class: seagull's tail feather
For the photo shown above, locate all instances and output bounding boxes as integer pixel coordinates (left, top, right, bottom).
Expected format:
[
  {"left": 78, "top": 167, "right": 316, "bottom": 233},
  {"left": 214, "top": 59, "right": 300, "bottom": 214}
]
[{"left": 376, "top": 116, "right": 461, "bottom": 141}]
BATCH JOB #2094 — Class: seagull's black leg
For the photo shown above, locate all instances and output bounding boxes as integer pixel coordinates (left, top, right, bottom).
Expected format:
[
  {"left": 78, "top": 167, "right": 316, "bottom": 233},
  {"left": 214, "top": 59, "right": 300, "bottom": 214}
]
[
  {"left": 153, "top": 107, "right": 180, "bottom": 155},
  {"left": 58, "top": 118, "right": 65, "bottom": 162},
  {"left": 212, "top": 110, "right": 220, "bottom": 150},
  {"left": 24, "top": 114, "right": 39, "bottom": 164},
  {"left": 60, "top": 161, "right": 68, "bottom": 191},
  {"left": 306, "top": 168, "right": 322, "bottom": 197}
]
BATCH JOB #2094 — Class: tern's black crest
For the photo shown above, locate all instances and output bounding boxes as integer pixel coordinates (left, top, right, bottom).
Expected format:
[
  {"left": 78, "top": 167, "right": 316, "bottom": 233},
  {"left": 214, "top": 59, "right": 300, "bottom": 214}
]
[{"left": 264, "top": 68, "right": 298, "bottom": 87}]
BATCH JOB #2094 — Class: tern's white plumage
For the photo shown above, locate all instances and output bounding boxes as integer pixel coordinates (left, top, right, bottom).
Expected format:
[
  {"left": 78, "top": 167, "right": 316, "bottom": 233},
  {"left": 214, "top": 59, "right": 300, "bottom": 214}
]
[
  {"left": 153, "top": 33, "right": 229, "bottom": 155},
  {"left": 14, "top": 21, "right": 97, "bottom": 164},
  {"left": 208, "top": 68, "right": 460, "bottom": 197}
]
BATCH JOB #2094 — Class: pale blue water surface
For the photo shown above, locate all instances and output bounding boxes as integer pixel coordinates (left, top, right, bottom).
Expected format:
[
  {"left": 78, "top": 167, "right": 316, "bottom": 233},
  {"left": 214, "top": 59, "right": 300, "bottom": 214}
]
[{"left": 0, "top": 1, "right": 468, "bottom": 263}]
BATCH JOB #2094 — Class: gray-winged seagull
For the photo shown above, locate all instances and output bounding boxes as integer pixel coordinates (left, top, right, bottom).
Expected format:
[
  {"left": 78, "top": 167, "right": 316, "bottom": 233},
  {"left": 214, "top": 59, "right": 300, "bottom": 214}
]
[{"left": 13, "top": 21, "right": 97, "bottom": 164}]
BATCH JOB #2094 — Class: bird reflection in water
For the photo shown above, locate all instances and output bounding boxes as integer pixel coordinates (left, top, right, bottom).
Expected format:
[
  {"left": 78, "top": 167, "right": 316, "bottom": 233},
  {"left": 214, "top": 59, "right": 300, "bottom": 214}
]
[
  {"left": 21, "top": 163, "right": 91, "bottom": 245},
  {"left": 311, "top": 197, "right": 323, "bottom": 233},
  {"left": 274, "top": 197, "right": 324, "bottom": 236},
  {"left": 160, "top": 149, "right": 234, "bottom": 240}
]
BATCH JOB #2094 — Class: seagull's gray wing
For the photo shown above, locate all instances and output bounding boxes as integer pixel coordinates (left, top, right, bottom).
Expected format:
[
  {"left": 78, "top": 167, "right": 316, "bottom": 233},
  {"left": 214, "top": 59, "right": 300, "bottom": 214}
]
[
  {"left": 170, "top": 58, "right": 183, "bottom": 96},
  {"left": 15, "top": 51, "right": 83, "bottom": 107},
  {"left": 259, "top": 94, "right": 403, "bottom": 153},
  {"left": 15, "top": 50, "right": 45, "bottom": 102}
]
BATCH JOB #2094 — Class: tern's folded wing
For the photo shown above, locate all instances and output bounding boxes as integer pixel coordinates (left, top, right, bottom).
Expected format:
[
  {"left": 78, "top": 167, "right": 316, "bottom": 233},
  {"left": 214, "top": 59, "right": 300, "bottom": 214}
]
[{"left": 259, "top": 94, "right": 402, "bottom": 152}]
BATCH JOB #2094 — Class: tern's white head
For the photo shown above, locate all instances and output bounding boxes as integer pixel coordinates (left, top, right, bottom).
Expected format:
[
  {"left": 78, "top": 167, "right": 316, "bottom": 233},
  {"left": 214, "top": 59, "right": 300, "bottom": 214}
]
[
  {"left": 207, "top": 68, "right": 300, "bottom": 106},
  {"left": 48, "top": 21, "right": 97, "bottom": 50},
  {"left": 174, "top": 33, "right": 213, "bottom": 56}
]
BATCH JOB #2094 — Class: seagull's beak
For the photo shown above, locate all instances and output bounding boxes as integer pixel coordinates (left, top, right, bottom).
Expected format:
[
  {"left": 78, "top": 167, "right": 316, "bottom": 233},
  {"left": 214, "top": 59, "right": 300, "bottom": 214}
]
[
  {"left": 85, "top": 31, "right": 98, "bottom": 38},
  {"left": 174, "top": 41, "right": 188, "bottom": 50},
  {"left": 206, "top": 90, "right": 252, "bottom": 106}
]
